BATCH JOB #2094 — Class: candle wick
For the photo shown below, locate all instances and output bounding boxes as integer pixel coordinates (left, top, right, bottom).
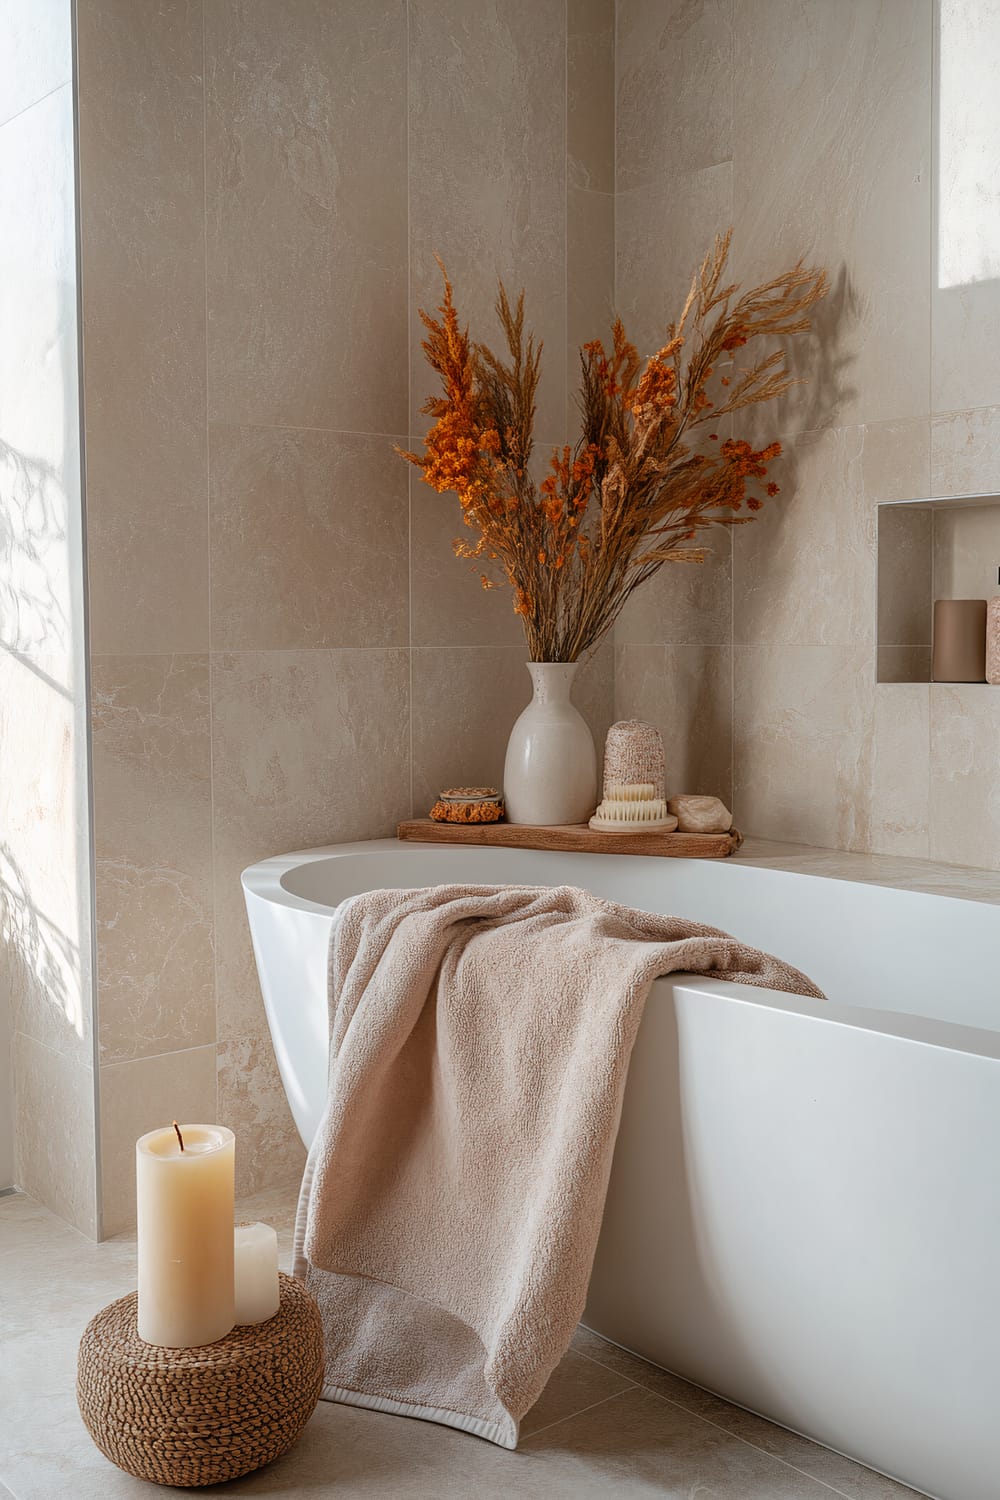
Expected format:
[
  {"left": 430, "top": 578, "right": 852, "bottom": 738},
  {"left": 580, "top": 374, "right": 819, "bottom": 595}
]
[{"left": 172, "top": 1120, "right": 185, "bottom": 1153}]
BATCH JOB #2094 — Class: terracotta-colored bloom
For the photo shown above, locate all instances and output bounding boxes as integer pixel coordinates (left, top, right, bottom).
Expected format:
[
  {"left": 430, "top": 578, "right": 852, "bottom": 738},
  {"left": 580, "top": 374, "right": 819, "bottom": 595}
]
[{"left": 401, "top": 235, "right": 827, "bottom": 661}]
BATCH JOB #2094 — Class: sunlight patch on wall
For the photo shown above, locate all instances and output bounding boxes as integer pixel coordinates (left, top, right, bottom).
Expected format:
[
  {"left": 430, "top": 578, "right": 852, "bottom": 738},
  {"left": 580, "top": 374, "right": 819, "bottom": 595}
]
[{"left": 937, "top": 0, "right": 1000, "bottom": 289}]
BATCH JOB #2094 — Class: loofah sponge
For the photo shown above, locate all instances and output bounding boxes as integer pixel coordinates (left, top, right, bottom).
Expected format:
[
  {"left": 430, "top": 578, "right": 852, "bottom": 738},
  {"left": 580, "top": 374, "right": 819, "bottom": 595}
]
[{"left": 430, "top": 787, "right": 504, "bottom": 824}]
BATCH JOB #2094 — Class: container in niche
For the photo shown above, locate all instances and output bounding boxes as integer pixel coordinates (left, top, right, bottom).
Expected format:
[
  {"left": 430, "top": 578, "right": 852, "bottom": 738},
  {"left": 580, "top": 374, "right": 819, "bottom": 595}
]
[
  {"left": 876, "top": 490, "right": 1000, "bottom": 683},
  {"left": 932, "top": 599, "right": 987, "bottom": 683}
]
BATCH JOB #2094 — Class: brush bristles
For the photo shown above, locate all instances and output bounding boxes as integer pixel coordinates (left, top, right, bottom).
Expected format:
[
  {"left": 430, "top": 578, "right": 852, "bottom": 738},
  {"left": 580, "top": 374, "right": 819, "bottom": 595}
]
[
  {"left": 603, "top": 782, "right": 657, "bottom": 802},
  {"left": 592, "top": 795, "right": 669, "bottom": 823}
]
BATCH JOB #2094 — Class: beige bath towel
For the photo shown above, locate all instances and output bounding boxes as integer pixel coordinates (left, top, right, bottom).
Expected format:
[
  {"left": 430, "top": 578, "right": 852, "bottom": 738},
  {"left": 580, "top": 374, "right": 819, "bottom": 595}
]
[{"left": 293, "top": 883, "right": 822, "bottom": 1448}]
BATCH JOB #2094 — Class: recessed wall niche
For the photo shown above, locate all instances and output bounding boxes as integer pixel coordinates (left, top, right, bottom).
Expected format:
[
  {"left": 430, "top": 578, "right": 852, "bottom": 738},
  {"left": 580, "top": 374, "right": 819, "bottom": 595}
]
[{"left": 876, "top": 494, "right": 1000, "bottom": 684}]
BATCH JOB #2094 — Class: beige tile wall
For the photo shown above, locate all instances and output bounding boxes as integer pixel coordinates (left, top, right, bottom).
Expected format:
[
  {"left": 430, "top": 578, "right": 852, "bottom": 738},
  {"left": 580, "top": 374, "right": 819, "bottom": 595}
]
[
  {"left": 615, "top": 0, "right": 1000, "bottom": 867},
  {"left": 77, "top": 0, "right": 615, "bottom": 1232},
  {"left": 17, "top": 0, "right": 1000, "bottom": 1237},
  {"left": 0, "top": 2, "right": 98, "bottom": 1231},
  {"left": 17, "top": 0, "right": 1000, "bottom": 1235}
]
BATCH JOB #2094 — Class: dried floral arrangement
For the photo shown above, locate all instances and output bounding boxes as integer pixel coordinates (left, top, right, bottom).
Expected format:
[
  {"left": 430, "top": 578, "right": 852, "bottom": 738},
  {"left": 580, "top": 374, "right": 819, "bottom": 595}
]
[{"left": 402, "top": 231, "right": 827, "bottom": 662}]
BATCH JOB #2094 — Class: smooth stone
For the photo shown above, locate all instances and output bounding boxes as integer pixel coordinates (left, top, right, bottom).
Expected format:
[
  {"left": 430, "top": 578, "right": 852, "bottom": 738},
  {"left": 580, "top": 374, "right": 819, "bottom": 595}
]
[{"left": 667, "top": 794, "right": 733, "bottom": 834}]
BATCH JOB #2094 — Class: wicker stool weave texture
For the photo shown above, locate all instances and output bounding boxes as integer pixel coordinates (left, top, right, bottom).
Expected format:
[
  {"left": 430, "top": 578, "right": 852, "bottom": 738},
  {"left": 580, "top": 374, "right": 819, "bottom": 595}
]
[{"left": 77, "top": 1271, "right": 324, "bottom": 1488}]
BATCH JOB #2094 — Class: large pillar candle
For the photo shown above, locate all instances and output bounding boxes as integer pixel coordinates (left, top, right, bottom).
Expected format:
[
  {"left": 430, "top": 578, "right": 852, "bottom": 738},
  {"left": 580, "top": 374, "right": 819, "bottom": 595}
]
[{"left": 136, "top": 1123, "right": 236, "bottom": 1348}]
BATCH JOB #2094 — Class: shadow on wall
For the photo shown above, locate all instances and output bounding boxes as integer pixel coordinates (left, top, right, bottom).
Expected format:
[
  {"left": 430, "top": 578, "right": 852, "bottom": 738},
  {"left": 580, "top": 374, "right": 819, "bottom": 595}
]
[
  {"left": 739, "top": 262, "right": 862, "bottom": 552},
  {"left": 0, "top": 434, "right": 86, "bottom": 1052},
  {"left": 0, "top": 839, "right": 82, "bottom": 1042},
  {"left": 0, "top": 437, "right": 71, "bottom": 659},
  {"left": 787, "top": 264, "right": 861, "bottom": 437}
]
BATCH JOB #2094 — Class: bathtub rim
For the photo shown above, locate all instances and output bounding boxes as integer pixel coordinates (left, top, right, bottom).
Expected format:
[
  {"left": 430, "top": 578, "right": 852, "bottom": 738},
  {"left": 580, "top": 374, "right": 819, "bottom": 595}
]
[
  {"left": 242, "top": 835, "right": 1000, "bottom": 914},
  {"left": 242, "top": 839, "right": 1000, "bottom": 1064}
]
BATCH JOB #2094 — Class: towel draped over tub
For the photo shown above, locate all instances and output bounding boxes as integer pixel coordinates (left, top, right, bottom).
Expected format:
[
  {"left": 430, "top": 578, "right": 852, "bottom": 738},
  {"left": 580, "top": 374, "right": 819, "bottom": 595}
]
[{"left": 293, "top": 882, "right": 822, "bottom": 1448}]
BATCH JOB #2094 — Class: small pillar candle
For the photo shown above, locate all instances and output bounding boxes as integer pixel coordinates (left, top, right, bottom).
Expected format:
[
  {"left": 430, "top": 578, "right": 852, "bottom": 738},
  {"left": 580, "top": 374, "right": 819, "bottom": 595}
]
[
  {"left": 234, "top": 1222, "right": 280, "bottom": 1324},
  {"left": 136, "top": 1124, "right": 235, "bottom": 1348},
  {"left": 932, "top": 599, "right": 987, "bottom": 683}
]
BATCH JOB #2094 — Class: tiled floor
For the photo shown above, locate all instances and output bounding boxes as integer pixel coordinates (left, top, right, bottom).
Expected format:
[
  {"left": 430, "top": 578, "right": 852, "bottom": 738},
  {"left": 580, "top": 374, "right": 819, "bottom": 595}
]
[{"left": 0, "top": 1185, "right": 928, "bottom": 1499}]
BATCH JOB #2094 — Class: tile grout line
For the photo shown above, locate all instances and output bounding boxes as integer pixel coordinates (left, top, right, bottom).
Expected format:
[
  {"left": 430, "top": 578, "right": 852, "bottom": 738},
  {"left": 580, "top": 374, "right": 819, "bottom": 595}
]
[
  {"left": 564, "top": 0, "right": 569, "bottom": 446},
  {"left": 207, "top": 420, "right": 410, "bottom": 440},
  {"left": 0, "top": 77, "right": 70, "bottom": 134},
  {"left": 728, "top": 19, "right": 737, "bottom": 821},
  {"left": 201, "top": 0, "right": 221, "bottom": 1128},
  {"left": 520, "top": 1383, "right": 638, "bottom": 1444},
  {"left": 572, "top": 1345, "right": 905, "bottom": 1500},
  {"left": 612, "top": 0, "right": 620, "bottom": 720},
  {"left": 632, "top": 1385, "right": 864, "bottom": 1500},
  {"left": 405, "top": 0, "right": 414, "bottom": 822},
  {"left": 102, "top": 1039, "right": 219, "bottom": 1071}
]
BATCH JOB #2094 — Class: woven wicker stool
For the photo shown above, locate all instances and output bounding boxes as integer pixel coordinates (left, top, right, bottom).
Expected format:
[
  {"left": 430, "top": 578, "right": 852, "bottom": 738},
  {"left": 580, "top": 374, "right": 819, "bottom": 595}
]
[{"left": 77, "top": 1272, "right": 324, "bottom": 1487}]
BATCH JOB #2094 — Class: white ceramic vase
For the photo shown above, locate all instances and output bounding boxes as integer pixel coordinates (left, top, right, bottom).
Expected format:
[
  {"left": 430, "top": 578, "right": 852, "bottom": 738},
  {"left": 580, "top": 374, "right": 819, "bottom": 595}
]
[{"left": 503, "top": 662, "right": 598, "bottom": 826}]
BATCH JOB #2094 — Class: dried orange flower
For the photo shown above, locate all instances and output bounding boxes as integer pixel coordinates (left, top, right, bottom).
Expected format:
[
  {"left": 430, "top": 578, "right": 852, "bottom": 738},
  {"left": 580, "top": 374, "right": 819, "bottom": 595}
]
[{"left": 400, "top": 231, "right": 827, "bottom": 661}]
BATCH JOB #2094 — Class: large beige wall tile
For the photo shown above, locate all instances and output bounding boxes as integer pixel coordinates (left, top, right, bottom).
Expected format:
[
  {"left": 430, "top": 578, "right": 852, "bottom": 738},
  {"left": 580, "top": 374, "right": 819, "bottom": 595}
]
[
  {"left": 932, "top": 4, "right": 1000, "bottom": 413},
  {"left": 0, "top": 83, "right": 82, "bottom": 660},
  {"left": 409, "top": 0, "right": 567, "bottom": 445},
  {"left": 205, "top": 0, "right": 407, "bottom": 433},
  {"left": 735, "top": 420, "right": 929, "bottom": 648},
  {"left": 210, "top": 648, "right": 410, "bottom": 1045},
  {"left": 933, "top": 291, "right": 1000, "bottom": 417},
  {"left": 411, "top": 645, "right": 614, "bottom": 814},
  {"left": 99, "top": 1044, "right": 217, "bottom": 1235},
  {"left": 733, "top": 645, "right": 874, "bottom": 850},
  {"left": 0, "top": 652, "right": 92, "bottom": 1064},
  {"left": 211, "top": 647, "right": 408, "bottom": 1194},
  {"left": 90, "top": 656, "right": 213, "bottom": 1064},
  {"left": 411, "top": 648, "right": 532, "bottom": 814},
  {"left": 218, "top": 1033, "right": 307, "bottom": 1198},
  {"left": 731, "top": 0, "right": 931, "bottom": 431},
  {"left": 568, "top": 188, "right": 614, "bottom": 400},
  {"left": 574, "top": 643, "right": 617, "bottom": 770},
  {"left": 94, "top": 860, "right": 215, "bottom": 1065},
  {"left": 77, "top": 0, "right": 208, "bottom": 655},
  {"left": 210, "top": 426, "right": 409, "bottom": 650},
  {"left": 91, "top": 656, "right": 211, "bottom": 872},
  {"left": 616, "top": 0, "right": 732, "bottom": 189},
  {"left": 615, "top": 164, "right": 733, "bottom": 357},
  {"left": 569, "top": 0, "right": 614, "bottom": 193},
  {"left": 409, "top": 476, "right": 526, "bottom": 648},
  {"left": 930, "top": 406, "right": 1000, "bottom": 497},
  {"left": 13, "top": 1033, "right": 97, "bottom": 1238},
  {"left": 614, "top": 643, "right": 733, "bottom": 804},
  {"left": 929, "top": 684, "right": 1000, "bottom": 869},
  {"left": 870, "top": 684, "right": 930, "bottom": 857},
  {"left": 0, "top": 0, "right": 72, "bottom": 127},
  {"left": 617, "top": 533, "right": 731, "bottom": 647}
]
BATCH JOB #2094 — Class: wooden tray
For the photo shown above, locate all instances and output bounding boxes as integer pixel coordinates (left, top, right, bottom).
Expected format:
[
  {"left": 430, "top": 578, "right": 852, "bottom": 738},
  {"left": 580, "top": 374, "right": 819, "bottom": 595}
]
[{"left": 396, "top": 819, "right": 743, "bottom": 859}]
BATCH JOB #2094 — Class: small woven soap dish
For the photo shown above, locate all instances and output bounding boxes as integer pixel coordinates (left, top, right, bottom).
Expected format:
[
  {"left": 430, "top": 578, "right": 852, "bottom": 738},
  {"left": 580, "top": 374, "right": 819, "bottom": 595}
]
[
  {"left": 589, "top": 783, "right": 678, "bottom": 833},
  {"left": 430, "top": 786, "right": 505, "bottom": 824}
]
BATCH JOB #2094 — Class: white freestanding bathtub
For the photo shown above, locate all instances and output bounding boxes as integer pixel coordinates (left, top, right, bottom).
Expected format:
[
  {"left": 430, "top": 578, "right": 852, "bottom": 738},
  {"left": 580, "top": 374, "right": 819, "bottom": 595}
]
[{"left": 242, "top": 838, "right": 1000, "bottom": 1500}]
